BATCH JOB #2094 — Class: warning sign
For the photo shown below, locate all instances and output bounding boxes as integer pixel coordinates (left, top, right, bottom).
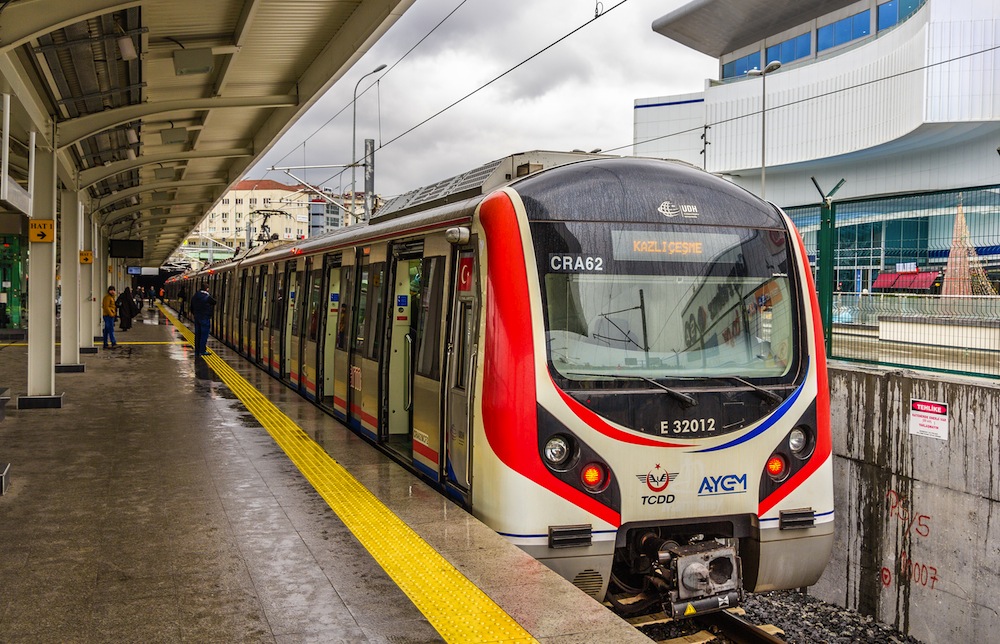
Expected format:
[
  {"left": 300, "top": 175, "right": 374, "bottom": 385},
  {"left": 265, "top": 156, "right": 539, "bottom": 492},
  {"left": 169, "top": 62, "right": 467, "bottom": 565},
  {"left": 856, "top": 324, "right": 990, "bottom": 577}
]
[
  {"left": 909, "top": 399, "right": 948, "bottom": 441},
  {"left": 29, "top": 219, "right": 54, "bottom": 242}
]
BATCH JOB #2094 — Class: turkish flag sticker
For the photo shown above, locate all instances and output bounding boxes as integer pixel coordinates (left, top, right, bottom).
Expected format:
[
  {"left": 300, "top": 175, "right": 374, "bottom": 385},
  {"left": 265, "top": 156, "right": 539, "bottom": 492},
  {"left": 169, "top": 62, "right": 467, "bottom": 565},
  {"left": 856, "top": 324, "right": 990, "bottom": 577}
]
[{"left": 458, "top": 256, "right": 474, "bottom": 292}]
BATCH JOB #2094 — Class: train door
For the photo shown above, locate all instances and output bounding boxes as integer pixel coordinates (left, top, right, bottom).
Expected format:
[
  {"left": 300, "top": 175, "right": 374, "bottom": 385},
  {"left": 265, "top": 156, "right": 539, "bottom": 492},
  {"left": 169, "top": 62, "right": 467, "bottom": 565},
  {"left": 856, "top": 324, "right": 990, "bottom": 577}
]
[
  {"left": 282, "top": 260, "right": 300, "bottom": 385},
  {"left": 383, "top": 240, "right": 448, "bottom": 481},
  {"left": 329, "top": 253, "right": 354, "bottom": 422},
  {"left": 348, "top": 246, "right": 385, "bottom": 439},
  {"left": 300, "top": 259, "right": 323, "bottom": 400},
  {"left": 317, "top": 253, "right": 343, "bottom": 417},
  {"left": 444, "top": 245, "right": 479, "bottom": 499}
]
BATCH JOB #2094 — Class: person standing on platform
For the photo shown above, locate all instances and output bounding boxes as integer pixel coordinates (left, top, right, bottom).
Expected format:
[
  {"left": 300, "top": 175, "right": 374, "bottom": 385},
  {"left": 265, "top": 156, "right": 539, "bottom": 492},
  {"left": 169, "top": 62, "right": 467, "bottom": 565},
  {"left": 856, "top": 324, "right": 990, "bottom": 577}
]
[
  {"left": 102, "top": 286, "right": 118, "bottom": 349},
  {"left": 116, "top": 286, "right": 138, "bottom": 331},
  {"left": 147, "top": 285, "right": 155, "bottom": 307},
  {"left": 189, "top": 282, "right": 216, "bottom": 357}
]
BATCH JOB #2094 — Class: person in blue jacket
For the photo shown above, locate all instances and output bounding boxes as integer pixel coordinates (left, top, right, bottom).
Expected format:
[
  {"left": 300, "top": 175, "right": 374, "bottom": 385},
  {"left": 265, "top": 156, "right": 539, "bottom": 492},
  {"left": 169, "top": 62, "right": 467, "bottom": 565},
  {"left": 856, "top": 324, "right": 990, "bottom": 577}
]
[{"left": 189, "top": 282, "right": 216, "bottom": 356}]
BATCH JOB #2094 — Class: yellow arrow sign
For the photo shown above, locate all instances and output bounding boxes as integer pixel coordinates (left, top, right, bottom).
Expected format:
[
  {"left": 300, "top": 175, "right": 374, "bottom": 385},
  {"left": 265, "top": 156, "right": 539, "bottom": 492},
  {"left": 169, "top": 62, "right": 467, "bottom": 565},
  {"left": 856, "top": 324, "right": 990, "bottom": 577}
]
[
  {"left": 80, "top": 250, "right": 94, "bottom": 264},
  {"left": 29, "top": 219, "right": 54, "bottom": 243}
]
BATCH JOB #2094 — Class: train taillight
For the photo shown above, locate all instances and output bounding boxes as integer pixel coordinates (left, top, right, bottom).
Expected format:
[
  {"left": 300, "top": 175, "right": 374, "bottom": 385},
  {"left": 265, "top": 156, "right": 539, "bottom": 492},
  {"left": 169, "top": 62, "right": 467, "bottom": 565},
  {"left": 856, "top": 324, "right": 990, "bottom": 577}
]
[{"left": 581, "top": 463, "right": 609, "bottom": 492}]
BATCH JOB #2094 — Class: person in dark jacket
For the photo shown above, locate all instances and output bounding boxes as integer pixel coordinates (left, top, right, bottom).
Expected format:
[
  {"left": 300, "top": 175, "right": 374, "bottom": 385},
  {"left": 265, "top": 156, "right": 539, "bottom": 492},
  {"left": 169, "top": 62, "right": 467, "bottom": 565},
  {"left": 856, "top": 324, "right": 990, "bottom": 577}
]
[
  {"left": 116, "top": 286, "right": 139, "bottom": 331},
  {"left": 177, "top": 285, "right": 188, "bottom": 319},
  {"left": 189, "top": 282, "right": 216, "bottom": 356}
]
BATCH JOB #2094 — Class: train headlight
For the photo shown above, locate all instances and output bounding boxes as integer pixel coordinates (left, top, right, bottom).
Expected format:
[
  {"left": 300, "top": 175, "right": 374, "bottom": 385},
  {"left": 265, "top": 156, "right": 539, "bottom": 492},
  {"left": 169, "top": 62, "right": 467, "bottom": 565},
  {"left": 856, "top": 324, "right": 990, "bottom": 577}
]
[
  {"left": 581, "top": 462, "right": 609, "bottom": 492},
  {"left": 543, "top": 436, "right": 572, "bottom": 467},
  {"left": 766, "top": 455, "right": 788, "bottom": 481},
  {"left": 788, "top": 428, "right": 808, "bottom": 454}
]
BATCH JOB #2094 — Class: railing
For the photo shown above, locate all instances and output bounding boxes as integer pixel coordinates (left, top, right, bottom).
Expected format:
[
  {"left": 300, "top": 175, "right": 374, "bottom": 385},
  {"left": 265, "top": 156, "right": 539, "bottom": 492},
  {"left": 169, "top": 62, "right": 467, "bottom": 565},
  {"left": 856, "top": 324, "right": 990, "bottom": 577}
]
[{"left": 829, "top": 292, "right": 1000, "bottom": 378}]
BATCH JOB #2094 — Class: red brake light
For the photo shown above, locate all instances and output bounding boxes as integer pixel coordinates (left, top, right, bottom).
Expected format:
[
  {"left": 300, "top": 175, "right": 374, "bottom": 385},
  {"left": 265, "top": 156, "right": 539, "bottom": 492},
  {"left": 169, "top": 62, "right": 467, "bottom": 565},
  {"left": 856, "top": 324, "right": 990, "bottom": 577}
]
[
  {"left": 581, "top": 463, "right": 608, "bottom": 491},
  {"left": 766, "top": 455, "right": 787, "bottom": 480}
]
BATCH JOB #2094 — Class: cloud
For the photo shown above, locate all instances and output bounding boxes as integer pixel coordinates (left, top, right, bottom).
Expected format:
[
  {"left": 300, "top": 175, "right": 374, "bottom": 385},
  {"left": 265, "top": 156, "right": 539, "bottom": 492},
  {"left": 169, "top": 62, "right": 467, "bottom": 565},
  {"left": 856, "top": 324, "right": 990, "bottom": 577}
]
[{"left": 251, "top": 0, "right": 716, "bottom": 197}]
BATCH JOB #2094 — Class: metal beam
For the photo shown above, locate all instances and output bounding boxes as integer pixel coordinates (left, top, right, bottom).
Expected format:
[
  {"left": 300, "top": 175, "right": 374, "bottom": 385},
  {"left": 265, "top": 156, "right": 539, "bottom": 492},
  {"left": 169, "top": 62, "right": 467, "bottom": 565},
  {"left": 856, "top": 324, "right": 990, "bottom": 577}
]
[
  {"left": 0, "top": 0, "right": 142, "bottom": 55},
  {"left": 92, "top": 178, "right": 227, "bottom": 212},
  {"left": 213, "top": 0, "right": 264, "bottom": 97},
  {"left": 57, "top": 96, "right": 297, "bottom": 150},
  {"left": 101, "top": 199, "right": 209, "bottom": 225},
  {"left": 78, "top": 147, "right": 253, "bottom": 189}
]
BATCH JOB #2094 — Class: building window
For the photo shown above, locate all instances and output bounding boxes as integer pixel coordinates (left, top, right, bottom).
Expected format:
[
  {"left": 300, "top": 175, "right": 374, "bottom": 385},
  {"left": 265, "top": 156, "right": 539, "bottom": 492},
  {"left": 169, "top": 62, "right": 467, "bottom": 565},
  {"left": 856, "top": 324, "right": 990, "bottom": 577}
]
[
  {"left": 249, "top": 198, "right": 257, "bottom": 206},
  {"left": 222, "top": 226, "right": 230, "bottom": 233},
  {"left": 235, "top": 198, "right": 244, "bottom": 205},
  {"left": 818, "top": 10, "right": 871, "bottom": 52},
  {"left": 236, "top": 212, "right": 242, "bottom": 220},
  {"left": 209, "top": 226, "right": 216, "bottom": 233},
  {"left": 877, "top": 0, "right": 921, "bottom": 32},
  {"left": 766, "top": 32, "right": 811, "bottom": 66},
  {"left": 222, "top": 213, "right": 228, "bottom": 220},
  {"left": 264, "top": 197, "right": 272, "bottom": 205},
  {"left": 222, "top": 198, "right": 230, "bottom": 205},
  {"left": 722, "top": 51, "right": 761, "bottom": 79}
]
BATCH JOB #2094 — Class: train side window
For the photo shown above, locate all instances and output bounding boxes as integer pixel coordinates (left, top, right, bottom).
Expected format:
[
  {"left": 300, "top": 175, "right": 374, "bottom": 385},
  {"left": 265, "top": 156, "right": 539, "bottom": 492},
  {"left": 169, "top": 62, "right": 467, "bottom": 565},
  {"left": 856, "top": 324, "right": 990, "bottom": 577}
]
[
  {"left": 306, "top": 271, "right": 322, "bottom": 342},
  {"left": 415, "top": 256, "right": 445, "bottom": 380},
  {"left": 271, "top": 269, "right": 285, "bottom": 331},
  {"left": 354, "top": 260, "right": 370, "bottom": 351},
  {"left": 260, "top": 271, "right": 271, "bottom": 328},
  {"left": 337, "top": 265, "right": 354, "bottom": 351},
  {"left": 289, "top": 270, "right": 302, "bottom": 336},
  {"left": 453, "top": 301, "right": 472, "bottom": 391},
  {"left": 365, "top": 262, "right": 385, "bottom": 360}
]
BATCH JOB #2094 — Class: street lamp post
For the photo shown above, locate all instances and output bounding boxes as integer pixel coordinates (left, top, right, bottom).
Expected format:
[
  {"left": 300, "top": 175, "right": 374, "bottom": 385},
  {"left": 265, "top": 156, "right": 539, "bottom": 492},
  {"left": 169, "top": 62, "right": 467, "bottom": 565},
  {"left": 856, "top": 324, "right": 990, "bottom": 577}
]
[
  {"left": 747, "top": 60, "right": 781, "bottom": 201},
  {"left": 351, "top": 64, "right": 386, "bottom": 224}
]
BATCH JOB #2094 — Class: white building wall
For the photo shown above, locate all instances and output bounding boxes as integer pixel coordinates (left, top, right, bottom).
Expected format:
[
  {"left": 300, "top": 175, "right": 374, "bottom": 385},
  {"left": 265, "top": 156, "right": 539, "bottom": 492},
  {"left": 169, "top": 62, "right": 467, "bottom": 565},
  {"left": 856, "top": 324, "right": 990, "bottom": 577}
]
[{"left": 635, "top": 0, "right": 1000, "bottom": 209}]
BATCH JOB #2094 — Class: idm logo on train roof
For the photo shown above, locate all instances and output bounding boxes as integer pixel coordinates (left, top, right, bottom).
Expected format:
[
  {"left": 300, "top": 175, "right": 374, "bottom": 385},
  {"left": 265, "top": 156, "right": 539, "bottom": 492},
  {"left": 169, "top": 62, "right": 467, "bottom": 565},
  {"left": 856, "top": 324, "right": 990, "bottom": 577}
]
[{"left": 698, "top": 473, "right": 747, "bottom": 496}]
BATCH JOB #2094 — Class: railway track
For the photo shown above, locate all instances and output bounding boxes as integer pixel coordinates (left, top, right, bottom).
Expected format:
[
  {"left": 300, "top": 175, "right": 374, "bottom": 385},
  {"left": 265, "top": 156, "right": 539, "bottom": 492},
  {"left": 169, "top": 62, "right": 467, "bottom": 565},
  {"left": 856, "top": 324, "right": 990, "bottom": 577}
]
[{"left": 627, "top": 608, "right": 786, "bottom": 644}]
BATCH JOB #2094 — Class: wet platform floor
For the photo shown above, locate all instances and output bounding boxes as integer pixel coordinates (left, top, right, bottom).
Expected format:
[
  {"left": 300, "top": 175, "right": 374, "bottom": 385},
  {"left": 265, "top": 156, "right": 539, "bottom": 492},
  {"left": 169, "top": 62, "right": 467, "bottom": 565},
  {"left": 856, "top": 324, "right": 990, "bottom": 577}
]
[{"left": 0, "top": 305, "right": 648, "bottom": 643}]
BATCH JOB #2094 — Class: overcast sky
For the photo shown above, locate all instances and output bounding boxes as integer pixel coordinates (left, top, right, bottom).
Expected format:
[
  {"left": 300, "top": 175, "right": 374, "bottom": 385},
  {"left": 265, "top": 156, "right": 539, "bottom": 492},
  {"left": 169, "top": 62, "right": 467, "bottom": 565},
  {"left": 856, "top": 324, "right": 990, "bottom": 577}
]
[{"left": 249, "top": 0, "right": 716, "bottom": 198}]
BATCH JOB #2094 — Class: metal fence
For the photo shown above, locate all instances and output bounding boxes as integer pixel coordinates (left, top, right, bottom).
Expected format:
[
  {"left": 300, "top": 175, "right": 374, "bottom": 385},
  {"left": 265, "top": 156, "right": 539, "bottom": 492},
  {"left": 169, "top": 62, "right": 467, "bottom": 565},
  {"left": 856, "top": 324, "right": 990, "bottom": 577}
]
[{"left": 788, "top": 185, "right": 1000, "bottom": 379}]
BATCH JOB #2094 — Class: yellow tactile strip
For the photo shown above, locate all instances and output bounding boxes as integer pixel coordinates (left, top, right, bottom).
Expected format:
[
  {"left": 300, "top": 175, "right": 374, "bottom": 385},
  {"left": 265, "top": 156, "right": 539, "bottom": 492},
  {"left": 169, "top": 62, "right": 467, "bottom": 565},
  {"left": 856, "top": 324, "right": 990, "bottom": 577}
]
[{"left": 158, "top": 305, "right": 537, "bottom": 644}]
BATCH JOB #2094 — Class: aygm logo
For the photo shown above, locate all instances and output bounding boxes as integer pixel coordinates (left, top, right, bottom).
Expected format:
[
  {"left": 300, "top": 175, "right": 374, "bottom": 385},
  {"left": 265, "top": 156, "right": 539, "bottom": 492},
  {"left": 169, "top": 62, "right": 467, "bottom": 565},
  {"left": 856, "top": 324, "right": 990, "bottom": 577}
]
[
  {"left": 698, "top": 474, "right": 747, "bottom": 496},
  {"left": 636, "top": 465, "right": 678, "bottom": 505}
]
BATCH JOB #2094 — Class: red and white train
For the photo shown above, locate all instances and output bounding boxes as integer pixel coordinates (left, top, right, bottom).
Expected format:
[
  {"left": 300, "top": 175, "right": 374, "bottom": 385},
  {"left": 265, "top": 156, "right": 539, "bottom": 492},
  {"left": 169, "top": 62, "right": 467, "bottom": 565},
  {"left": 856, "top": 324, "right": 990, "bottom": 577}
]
[{"left": 166, "top": 152, "right": 833, "bottom": 617}]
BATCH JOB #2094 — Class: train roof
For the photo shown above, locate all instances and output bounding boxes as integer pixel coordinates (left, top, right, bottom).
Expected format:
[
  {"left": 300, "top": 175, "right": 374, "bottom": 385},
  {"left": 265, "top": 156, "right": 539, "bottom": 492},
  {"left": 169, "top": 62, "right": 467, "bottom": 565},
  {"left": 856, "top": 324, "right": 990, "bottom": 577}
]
[
  {"left": 373, "top": 150, "right": 612, "bottom": 222},
  {"left": 512, "top": 156, "right": 785, "bottom": 229}
]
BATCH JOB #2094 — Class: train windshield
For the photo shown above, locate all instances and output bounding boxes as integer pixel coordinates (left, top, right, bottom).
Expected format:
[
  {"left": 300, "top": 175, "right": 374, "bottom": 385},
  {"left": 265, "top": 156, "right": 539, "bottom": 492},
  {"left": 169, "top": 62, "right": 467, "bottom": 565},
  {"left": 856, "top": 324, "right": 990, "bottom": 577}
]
[{"left": 535, "top": 222, "right": 797, "bottom": 383}]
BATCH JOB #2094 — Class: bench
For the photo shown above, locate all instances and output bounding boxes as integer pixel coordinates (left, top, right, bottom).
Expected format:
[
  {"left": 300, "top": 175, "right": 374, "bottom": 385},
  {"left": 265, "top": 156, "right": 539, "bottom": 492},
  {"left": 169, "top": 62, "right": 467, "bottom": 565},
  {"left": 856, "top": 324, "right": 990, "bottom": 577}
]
[{"left": 0, "top": 387, "right": 9, "bottom": 422}]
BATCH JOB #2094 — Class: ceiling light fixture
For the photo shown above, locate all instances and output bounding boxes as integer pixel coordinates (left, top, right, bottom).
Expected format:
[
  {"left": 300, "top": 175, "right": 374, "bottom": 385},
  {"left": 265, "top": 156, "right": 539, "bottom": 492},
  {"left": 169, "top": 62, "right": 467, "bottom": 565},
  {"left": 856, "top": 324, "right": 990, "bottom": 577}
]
[{"left": 173, "top": 48, "right": 214, "bottom": 75}]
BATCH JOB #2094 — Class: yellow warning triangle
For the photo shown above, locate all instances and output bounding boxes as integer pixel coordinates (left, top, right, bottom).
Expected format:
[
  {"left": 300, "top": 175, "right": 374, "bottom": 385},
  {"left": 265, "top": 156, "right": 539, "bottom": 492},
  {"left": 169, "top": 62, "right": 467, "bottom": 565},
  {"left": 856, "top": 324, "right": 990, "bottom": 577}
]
[{"left": 684, "top": 603, "right": 697, "bottom": 616}]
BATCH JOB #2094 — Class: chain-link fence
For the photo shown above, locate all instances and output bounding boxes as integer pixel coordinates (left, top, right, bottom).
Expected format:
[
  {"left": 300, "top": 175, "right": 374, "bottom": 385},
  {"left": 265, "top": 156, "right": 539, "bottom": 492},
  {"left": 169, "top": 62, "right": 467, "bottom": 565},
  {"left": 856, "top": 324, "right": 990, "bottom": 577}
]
[{"left": 789, "top": 185, "right": 1000, "bottom": 378}]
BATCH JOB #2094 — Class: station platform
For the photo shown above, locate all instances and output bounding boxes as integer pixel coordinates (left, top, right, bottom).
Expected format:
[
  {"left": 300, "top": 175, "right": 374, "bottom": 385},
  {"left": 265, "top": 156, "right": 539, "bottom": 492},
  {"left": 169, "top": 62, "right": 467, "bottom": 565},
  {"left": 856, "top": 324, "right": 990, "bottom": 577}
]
[{"left": 0, "top": 304, "right": 649, "bottom": 643}]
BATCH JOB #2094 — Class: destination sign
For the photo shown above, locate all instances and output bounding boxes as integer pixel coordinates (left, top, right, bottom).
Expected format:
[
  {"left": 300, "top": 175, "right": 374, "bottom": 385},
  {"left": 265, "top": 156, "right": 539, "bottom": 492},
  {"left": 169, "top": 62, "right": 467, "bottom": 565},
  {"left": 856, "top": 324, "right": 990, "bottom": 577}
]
[{"left": 611, "top": 230, "right": 742, "bottom": 262}]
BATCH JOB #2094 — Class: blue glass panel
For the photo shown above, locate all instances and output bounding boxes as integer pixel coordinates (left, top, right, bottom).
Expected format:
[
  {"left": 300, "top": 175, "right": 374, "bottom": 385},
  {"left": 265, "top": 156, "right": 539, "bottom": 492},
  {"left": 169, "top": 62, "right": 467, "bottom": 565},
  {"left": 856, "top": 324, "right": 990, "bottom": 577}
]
[
  {"left": 735, "top": 56, "right": 749, "bottom": 77},
  {"left": 747, "top": 51, "right": 760, "bottom": 72},
  {"left": 780, "top": 40, "right": 794, "bottom": 63},
  {"left": 722, "top": 61, "right": 736, "bottom": 79},
  {"left": 795, "top": 33, "right": 811, "bottom": 59},
  {"left": 766, "top": 45, "right": 780, "bottom": 65},
  {"left": 853, "top": 10, "right": 871, "bottom": 38},
  {"left": 835, "top": 17, "right": 852, "bottom": 46},
  {"left": 900, "top": 0, "right": 920, "bottom": 19},
  {"left": 817, "top": 24, "right": 834, "bottom": 51},
  {"left": 878, "top": 1, "right": 898, "bottom": 31}
]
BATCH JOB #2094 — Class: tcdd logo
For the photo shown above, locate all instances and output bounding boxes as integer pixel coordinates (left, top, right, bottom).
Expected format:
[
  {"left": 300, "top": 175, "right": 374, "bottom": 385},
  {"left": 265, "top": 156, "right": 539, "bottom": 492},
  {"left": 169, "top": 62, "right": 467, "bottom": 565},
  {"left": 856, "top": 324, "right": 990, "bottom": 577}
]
[
  {"left": 698, "top": 474, "right": 747, "bottom": 496},
  {"left": 636, "top": 465, "right": 677, "bottom": 506}
]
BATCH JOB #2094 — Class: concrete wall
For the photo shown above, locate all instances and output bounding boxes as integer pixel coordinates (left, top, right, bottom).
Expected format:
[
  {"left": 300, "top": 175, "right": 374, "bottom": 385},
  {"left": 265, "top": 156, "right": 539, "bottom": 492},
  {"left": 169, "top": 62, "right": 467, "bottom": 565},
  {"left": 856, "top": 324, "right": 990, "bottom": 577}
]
[{"left": 811, "top": 363, "right": 1000, "bottom": 643}]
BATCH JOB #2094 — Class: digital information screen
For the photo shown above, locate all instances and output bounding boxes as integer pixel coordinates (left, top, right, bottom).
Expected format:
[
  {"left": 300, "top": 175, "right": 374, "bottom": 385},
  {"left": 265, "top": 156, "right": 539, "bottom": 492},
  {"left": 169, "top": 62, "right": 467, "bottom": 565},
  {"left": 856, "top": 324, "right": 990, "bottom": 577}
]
[{"left": 611, "top": 230, "right": 742, "bottom": 262}]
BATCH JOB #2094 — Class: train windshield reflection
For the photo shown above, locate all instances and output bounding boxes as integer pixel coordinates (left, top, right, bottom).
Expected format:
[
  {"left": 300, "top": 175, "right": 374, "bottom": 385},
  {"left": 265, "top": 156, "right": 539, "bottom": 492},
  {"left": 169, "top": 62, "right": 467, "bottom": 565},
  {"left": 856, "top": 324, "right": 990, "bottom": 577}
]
[{"left": 540, "top": 225, "right": 795, "bottom": 382}]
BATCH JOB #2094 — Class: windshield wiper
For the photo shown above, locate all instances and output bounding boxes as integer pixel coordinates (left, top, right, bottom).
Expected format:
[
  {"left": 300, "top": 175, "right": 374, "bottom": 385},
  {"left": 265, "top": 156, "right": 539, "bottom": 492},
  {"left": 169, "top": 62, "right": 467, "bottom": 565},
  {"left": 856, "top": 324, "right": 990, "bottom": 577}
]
[
  {"left": 713, "top": 375, "right": 783, "bottom": 404},
  {"left": 566, "top": 371, "right": 697, "bottom": 407}
]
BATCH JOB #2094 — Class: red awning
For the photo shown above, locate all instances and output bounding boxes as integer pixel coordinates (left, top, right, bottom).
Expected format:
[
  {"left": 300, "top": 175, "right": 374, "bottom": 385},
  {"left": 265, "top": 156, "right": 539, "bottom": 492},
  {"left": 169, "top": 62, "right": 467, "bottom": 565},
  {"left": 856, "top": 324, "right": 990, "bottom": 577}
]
[
  {"left": 908, "top": 271, "right": 940, "bottom": 290},
  {"left": 893, "top": 273, "right": 918, "bottom": 289},
  {"left": 872, "top": 272, "right": 899, "bottom": 288}
]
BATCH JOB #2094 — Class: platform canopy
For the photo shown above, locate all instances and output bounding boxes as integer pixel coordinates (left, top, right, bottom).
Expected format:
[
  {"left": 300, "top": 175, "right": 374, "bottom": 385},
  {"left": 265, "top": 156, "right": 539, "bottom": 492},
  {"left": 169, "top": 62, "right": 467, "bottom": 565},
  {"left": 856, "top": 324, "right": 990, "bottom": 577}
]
[
  {"left": 0, "top": 0, "right": 413, "bottom": 265},
  {"left": 651, "top": 0, "right": 859, "bottom": 58}
]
